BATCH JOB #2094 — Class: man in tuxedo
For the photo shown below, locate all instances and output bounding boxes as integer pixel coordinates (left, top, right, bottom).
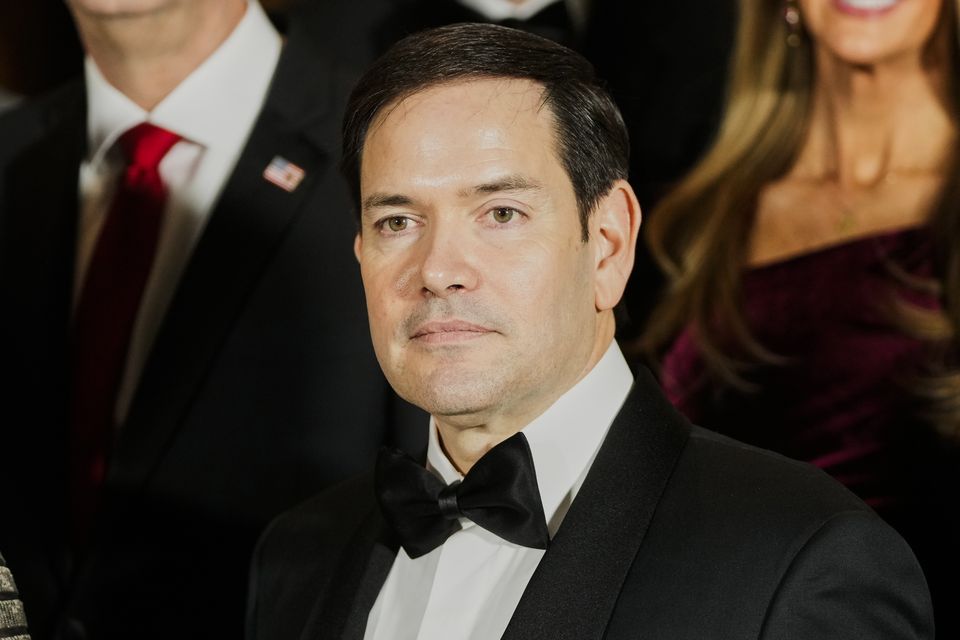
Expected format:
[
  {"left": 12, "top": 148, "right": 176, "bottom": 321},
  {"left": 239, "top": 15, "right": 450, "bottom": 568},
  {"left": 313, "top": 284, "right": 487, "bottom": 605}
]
[
  {"left": 247, "top": 23, "right": 933, "bottom": 640},
  {"left": 0, "top": 1, "right": 422, "bottom": 638}
]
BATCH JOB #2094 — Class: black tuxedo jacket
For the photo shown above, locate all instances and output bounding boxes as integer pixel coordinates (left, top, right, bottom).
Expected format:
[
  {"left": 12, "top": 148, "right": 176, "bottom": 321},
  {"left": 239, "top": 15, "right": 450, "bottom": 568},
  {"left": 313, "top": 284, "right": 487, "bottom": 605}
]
[
  {"left": 0, "top": 33, "right": 425, "bottom": 640},
  {"left": 248, "top": 369, "right": 933, "bottom": 640}
]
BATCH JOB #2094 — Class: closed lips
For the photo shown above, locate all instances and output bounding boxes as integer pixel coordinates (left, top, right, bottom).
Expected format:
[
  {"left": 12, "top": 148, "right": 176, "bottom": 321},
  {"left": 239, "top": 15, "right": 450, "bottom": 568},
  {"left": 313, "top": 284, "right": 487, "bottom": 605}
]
[{"left": 411, "top": 321, "right": 492, "bottom": 338}]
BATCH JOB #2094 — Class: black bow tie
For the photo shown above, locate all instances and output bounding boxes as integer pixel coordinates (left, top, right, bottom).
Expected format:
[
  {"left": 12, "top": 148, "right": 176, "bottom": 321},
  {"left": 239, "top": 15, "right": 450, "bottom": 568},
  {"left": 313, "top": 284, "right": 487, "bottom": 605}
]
[{"left": 375, "top": 432, "right": 551, "bottom": 559}]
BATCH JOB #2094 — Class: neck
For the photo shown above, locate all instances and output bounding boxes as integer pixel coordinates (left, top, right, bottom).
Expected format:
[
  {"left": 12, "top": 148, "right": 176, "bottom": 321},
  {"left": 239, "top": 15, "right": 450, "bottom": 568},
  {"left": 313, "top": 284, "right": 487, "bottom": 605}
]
[
  {"left": 795, "top": 37, "right": 957, "bottom": 188},
  {"left": 435, "top": 316, "right": 615, "bottom": 474},
  {"left": 72, "top": 0, "right": 248, "bottom": 111}
]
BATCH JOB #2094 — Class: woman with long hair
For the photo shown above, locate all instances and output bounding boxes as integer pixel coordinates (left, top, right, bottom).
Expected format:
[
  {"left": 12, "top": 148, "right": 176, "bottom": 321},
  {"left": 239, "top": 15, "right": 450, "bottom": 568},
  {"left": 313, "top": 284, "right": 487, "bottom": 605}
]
[{"left": 643, "top": 0, "right": 959, "bottom": 631}]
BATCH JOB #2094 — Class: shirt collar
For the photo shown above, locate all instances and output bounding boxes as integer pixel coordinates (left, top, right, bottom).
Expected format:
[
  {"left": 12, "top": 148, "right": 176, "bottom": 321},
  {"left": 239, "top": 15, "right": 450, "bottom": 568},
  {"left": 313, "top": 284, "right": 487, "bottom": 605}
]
[
  {"left": 84, "top": 0, "right": 281, "bottom": 163},
  {"left": 85, "top": 58, "right": 147, "bottom": 166},
  {"left": 427, "top": 340, "right": 634, "bottom": 537}
]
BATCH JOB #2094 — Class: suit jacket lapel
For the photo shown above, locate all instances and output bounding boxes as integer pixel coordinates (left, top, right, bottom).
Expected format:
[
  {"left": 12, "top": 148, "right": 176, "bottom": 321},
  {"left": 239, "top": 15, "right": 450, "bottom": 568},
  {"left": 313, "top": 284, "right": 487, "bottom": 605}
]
[
  {"left": 2, "top": 83, "right": 85, "bottom": 371},
  {"left": 503, "top": 368, "right": 691, "bottom": 640},
  {"left": 0, "top": 83, "right": 86, "bottom": 486},
  {"left": 300, "top": 509, "right": 399, "bottom": 640},
  {"left": 109, "top": 40, "right": 344, "bottom": 492}
]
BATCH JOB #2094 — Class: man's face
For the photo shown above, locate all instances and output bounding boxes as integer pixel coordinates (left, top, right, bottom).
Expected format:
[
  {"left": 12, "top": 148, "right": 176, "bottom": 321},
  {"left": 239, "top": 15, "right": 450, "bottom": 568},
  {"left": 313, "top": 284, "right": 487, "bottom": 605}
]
[{"left": 356, "top": 79, "right": 606, "bottom": 429}]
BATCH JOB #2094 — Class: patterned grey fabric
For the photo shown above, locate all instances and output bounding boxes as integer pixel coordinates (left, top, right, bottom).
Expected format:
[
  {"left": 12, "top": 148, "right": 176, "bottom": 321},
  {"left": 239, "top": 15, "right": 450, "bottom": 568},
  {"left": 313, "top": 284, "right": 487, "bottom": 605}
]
[{"left": 0, "top": 553, "right": 30, "bottom": 640}]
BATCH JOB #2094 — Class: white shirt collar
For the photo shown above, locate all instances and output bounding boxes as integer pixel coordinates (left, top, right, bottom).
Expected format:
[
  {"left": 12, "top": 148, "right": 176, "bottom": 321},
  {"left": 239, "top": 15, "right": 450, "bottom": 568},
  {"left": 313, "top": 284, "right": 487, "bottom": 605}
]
[
  {"left": 84, "top": 0, "right": 281, "bottom": 164},
  {"left": 427, "top": 340, "right": 634, "bottom": 537}
]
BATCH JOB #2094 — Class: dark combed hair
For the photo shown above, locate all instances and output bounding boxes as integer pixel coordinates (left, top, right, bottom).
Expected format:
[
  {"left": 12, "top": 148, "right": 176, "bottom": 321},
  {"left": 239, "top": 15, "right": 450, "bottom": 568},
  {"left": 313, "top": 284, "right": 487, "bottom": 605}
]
[{"left": 340, "top": 22, "right": 629, "bottom": 239}]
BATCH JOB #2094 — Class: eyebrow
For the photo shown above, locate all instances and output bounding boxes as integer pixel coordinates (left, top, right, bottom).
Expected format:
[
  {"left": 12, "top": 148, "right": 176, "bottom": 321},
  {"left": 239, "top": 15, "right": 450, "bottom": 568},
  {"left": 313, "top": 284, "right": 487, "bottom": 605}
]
[
  {"left": 361, "top": 193, "right": 414, "bottom": 216},
  {"left": 461, "top": 175, "right": 544, "bottom": 197},
  {"left": 361, "top": 175, "right": 544, "bottom": 217}
]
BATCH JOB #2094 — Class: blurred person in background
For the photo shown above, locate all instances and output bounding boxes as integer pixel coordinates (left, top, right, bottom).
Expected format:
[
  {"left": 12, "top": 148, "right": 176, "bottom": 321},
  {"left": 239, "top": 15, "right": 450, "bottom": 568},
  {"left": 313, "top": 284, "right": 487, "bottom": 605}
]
[
  {"left": 641, "top": 0, "right": 959, "bottom": 633},
  {"left": 0, "top": 0, "right": 422, "bottom": 638},
  {"left": 290, "top": 0, "right": 588, "bottom": 65}
]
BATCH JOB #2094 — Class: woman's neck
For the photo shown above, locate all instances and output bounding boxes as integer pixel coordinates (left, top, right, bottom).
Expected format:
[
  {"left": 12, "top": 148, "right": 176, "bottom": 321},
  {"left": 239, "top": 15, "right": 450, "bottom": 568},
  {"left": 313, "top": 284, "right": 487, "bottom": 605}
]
[{"left": 794, "top": 39, "right": 957, "bottom": 188}]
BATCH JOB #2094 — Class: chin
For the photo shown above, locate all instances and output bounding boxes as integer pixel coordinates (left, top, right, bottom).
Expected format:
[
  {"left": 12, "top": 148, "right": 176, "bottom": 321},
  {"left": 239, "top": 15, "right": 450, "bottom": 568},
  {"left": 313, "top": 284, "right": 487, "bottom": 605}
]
[
  {"left": 828, "top": 40, "right": 916, "bottom": 66},
  {"left": 400, "top": 368, "right": 506, "bottom": 421},
  {"left": 68, "top": 0, "right": 173, "bottom": 17},
  {"left": 414, "top": 391, "right": 496, "bottom": 423}
]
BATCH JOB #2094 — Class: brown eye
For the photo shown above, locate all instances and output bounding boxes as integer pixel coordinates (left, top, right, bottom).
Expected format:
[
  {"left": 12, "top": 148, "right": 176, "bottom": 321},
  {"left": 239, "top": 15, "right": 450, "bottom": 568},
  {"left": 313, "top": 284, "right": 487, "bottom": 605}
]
[
  {"left": 492, "top": 207, "right": 516, "bottom": 223},
  {"left": 386, "top": 217, "right": 409, "bottom": 232}
]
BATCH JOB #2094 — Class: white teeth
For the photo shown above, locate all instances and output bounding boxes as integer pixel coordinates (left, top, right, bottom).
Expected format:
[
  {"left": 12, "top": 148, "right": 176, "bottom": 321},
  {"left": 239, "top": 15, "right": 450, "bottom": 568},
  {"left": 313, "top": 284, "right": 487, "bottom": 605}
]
[{"left": 839, "top": 0, "right": 898, "bottom": 9}]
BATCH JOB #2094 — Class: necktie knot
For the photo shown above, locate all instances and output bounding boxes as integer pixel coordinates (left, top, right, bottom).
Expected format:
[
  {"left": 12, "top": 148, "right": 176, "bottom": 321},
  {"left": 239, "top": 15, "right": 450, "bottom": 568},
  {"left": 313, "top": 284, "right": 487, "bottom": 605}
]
[
  {"left": 437, "top": 480, "right": 463, "bottom": 520},
  {"left": 117, "top": 122, "right": 181, "bottom": 171},
  {"left": 376, "top": 432, "right": 551, "bottom": 559}
]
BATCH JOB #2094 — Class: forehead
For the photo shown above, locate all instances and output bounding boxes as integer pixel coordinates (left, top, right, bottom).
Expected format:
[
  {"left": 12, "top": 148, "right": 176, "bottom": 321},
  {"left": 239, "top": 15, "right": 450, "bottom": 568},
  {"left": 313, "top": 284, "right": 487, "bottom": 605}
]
[{"left": 360, "top": 78, "right": 565, "bottom": 194}]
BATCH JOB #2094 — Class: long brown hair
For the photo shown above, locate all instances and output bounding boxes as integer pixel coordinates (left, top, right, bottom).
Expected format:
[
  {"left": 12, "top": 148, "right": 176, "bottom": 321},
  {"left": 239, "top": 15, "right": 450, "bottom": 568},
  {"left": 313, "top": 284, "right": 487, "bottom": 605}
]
[{"left": 642, "top": 0, "right": 960, "bottom": 440}]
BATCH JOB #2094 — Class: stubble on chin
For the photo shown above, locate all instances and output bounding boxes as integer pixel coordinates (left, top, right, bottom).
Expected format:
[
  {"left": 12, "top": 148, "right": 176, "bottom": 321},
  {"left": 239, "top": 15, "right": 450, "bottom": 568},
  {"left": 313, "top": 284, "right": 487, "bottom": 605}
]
[{"left": 409, "top": 363, "right": 508, "bottom": 419}]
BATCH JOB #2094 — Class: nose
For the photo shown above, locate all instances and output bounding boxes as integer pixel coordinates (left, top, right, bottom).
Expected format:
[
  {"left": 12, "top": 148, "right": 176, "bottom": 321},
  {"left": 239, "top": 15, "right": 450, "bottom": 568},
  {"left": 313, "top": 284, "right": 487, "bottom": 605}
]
[{"left": 418, "top": 223, "right": 478, "bottom": 297}]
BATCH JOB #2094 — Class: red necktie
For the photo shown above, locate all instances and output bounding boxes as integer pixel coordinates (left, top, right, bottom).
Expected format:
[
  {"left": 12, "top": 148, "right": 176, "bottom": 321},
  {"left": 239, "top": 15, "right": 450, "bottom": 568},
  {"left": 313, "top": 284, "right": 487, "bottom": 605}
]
[{"left": 70, "top": 122, "right": 181, "bottom": 543}]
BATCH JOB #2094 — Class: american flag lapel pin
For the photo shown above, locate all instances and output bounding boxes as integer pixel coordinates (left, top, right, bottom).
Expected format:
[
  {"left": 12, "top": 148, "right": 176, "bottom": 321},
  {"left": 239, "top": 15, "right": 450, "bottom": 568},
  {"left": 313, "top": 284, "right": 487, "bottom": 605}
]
[{"left": 263, "top": 156, "right": 306, "bottom": 192}]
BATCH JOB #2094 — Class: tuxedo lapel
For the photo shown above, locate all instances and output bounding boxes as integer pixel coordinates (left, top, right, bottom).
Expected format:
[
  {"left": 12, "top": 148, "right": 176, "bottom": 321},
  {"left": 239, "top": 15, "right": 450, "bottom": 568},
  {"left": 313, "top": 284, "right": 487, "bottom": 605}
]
[
  {"left": 109, "top": 41, "right": 342, "bottom": 492},
  {"left": 301, "top": 509, "right": 399, "bottom": 640},
  {"left": 503, "top": 368, "right": 691, "bottom": 640}
]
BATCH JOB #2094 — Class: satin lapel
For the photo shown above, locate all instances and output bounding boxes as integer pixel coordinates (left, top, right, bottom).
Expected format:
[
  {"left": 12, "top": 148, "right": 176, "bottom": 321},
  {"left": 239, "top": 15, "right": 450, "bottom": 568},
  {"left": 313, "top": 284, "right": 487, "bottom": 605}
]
[
  {"left": 502, "top": 368, "right": 692, "bottom": 640},
  {"left": 109, "top": 41, "right": 341, "bottom": 491},
  {"left": 300, "top": 509, "right": 399, "bottom": 640}
]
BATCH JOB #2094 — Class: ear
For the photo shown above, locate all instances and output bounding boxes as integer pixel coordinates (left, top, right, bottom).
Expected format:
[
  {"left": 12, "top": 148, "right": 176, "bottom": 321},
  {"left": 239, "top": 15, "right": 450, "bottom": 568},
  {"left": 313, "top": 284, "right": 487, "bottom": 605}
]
[
  {"left": 353, "top": 232, "right": 363, "bottom": 264},
  {"left": 589, "top": 179, "right": 641, "bottom": 311}
]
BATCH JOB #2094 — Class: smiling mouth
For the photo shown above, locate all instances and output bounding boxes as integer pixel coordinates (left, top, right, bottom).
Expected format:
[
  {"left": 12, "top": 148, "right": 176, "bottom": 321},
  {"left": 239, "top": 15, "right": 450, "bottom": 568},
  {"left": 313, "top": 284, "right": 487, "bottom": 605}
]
[{"left": 833, "top": 0, "right": 900, "bottom": 16}]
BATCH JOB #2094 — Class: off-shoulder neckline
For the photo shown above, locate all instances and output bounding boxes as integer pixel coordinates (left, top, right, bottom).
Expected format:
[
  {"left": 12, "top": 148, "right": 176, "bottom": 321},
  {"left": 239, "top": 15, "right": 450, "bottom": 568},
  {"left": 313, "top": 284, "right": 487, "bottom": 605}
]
[{"left": 745, "top": 225, "right": 927, "bottom": 274}]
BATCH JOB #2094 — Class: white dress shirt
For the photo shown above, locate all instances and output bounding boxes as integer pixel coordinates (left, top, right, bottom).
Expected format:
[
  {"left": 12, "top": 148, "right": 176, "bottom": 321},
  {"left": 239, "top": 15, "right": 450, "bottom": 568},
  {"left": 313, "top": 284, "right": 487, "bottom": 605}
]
[
  {"left": 77, "top": 0, "right": 282, "bottom": 424},
  {"left": 364, "top": 341, "right": 634, "bottom": 640}
]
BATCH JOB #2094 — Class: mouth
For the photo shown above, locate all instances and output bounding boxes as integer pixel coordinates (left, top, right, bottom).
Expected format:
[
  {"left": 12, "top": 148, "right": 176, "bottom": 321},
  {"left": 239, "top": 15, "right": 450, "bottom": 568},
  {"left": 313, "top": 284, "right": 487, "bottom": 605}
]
[
  {"left": 832, "top": 0, "right": 900, "bottom": 17},
  {"left": 409, "top": 320, "right": 495, "bottom": 344}
]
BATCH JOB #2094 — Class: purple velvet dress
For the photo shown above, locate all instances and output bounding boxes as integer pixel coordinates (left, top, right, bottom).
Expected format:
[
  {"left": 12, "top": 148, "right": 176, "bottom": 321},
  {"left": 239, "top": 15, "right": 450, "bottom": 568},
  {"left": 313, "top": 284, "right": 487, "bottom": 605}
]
[{"left": 660, "top": 227, "right": 959, "bottom": 631}]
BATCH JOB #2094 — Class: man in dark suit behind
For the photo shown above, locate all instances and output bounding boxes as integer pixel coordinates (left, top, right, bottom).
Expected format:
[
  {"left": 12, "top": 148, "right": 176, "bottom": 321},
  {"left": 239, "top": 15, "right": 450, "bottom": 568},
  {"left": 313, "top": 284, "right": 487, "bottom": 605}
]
[
  {"left": 0, "top": 1, "right": 423, "bottom": 638},
  {"left": 247, "top": 23, "right": 933, "bottom": 640}
]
